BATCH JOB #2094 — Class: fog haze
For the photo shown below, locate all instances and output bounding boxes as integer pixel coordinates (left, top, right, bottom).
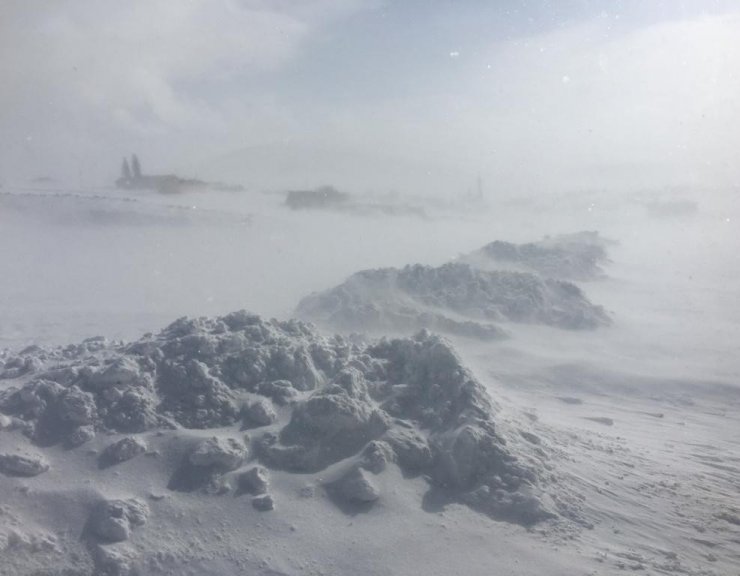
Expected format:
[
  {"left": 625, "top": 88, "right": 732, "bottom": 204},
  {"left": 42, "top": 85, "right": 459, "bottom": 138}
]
[
  {"left": 1, "top": 4, "right": 740, "bottom": 576},
  {"left": 2, "top": 0, "right": 740, "bottom": 193}
]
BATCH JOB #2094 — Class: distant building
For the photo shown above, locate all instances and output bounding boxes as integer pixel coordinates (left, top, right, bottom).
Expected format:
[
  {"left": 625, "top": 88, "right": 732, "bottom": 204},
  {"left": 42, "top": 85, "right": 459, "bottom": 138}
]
[
  {"left": 285, "top": 186, "right": 350, "bottom": 210},
  {"left": 115, "top": 154, "right": 206, "bottom": 193}
]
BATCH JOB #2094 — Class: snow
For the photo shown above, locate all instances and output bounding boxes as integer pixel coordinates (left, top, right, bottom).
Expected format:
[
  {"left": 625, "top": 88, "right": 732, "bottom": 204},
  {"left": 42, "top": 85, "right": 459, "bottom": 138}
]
[
  {"left": 296, "top": 261, "right": 609, "bottom": 339},
  {"left": 0, "top": 183, "right": 739, "bottom": 575}
]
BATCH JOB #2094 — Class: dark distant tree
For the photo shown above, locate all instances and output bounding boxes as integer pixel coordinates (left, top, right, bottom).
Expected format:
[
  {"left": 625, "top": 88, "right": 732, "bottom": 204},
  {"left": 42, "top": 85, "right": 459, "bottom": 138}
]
[
  {"left": 121, "top": 157, "right": 132, "bottom": 181},
  {"left": 131, "top": 154, "right": 142, "bottom": 179}
]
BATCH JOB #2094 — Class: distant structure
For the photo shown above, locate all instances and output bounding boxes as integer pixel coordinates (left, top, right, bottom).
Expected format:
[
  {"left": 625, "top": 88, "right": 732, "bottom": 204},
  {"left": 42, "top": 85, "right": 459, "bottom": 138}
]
[
  {"left": 121, "top": 157, "right": 132, "bottom": 181},
  {"left": 463, "top": 174, "right": 486, "bottom": 203},
  {"left": 131, "top": 154, "right": 142, "bottom": 179},
  {"left": 115, "top": 154, "right": 206, "bottom": 193},
  {"left": 285, "top": 185, "right": 350, "bottom": 210}
]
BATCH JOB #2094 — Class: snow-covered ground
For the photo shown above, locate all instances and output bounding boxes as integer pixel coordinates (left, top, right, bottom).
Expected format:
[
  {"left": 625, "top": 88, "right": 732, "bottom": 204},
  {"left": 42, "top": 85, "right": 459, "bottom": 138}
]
[{"left": 1, "top": 183, "right": 738, "bottom": 575}]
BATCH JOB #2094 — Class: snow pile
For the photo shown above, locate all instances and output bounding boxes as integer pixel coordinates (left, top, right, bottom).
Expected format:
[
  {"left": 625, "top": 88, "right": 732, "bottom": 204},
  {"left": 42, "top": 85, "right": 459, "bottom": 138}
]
[
  {"left": 0, "top": 312, "right": 552, "bottom": 525},
  {"left": 99, "top": 436, "right": 148, "bottom": 467},
  {"left": 463, "top": 231, "right": 613, "bottom": 280},
  {"left": 0, "top": 451, "right": 49, "bottom": 477},
  {"left": 87, "top": 498, "right": 150, "bottom": 543},
  {"left": 296, "top": 261, "right": 610, "bottom": 338}
]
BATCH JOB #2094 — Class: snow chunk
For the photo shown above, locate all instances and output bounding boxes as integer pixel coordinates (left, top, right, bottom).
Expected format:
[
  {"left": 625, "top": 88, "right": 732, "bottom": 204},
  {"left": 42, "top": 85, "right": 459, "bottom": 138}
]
[
  {"left": 58, "top": 386, "right": 97, "bottom": 425},
  {"left": 100, "top": 436, "right": 147, "bottom": 467},
  {"left": 67, "top": 425, "right": 96, "bottom": 448},
  {"left": 237, "top": 466, "right": 269, "bottom": 495},
  {"left": 251, "top": 493, "right": 275, "bottom": 511},
  {"left": 0, "top": 452, "right": 49, "bottom": 477},
  {"left": 328, "top": 467, "right": 380, "bottom": 505},
  {"left": 89, "top": 498, "right": 149, "bottom": 543},
  {"left": 259, "top": 370, "right": 390, "bottom": 472},
  {"left": 242, "top": 398, "right": 277, "bottom": 428},
  {"left": 189, "top": 436, "right": 247, "bottom": 470}
]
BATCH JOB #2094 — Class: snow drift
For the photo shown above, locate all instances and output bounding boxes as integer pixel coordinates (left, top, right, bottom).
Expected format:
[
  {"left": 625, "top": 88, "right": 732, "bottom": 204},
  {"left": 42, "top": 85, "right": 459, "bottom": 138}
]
[
  {"left": 461, "top": 231, "right": 613, "bottom": 281},
  {"left": 295, "top": 261, "right": 610, "bottom": 339},
  {"left": 0, "top": 311, "right": 552, "bottom": 529}
]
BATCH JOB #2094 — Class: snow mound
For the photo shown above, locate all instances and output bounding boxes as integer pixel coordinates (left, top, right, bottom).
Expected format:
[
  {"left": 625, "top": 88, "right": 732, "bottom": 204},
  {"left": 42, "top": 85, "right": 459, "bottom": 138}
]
[
  {"left": 296, "top": 261, "right": 609, "bottom": 338},
  {"left": 463, "top": 231, "right": 613, "bottom": 280},
  {"left": 0, "top": 312, "right": 552, "bottom": 525},
  {"left": 87, "top": 497, "right": 149, "bottom": 543},
  {"left": 236, "top": 465, "right": 270, "bottom": 495},
  {"left": 328, "top": 466, "right": 380, "bottom": 506},
  {"left": 0, "top": 451, "right": 49, "bottom": 477},
  {"left": 189, "top": 436, "right": 248, "bottom": 470},
  {"left": 100, "top": 436, "right": 148, "bottom": 467}
]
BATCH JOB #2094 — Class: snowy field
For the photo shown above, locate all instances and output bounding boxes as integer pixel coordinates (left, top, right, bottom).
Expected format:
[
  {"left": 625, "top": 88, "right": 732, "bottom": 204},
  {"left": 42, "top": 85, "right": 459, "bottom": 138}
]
[{"left": 0, "top": 184, "right": 739, "bottom": 575}]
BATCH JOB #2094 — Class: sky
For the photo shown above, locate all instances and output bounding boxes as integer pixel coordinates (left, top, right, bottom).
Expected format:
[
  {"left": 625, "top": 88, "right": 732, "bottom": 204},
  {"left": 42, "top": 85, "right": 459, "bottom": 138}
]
[{"left": 1, "top": 0, "right": 740, "bottom": 196}]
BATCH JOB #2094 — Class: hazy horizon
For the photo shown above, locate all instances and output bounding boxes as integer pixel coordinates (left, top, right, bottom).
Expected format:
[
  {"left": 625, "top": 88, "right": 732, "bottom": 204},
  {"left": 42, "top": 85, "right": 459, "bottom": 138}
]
[{"left": 2, "top": 0, "right": 740, "bottom": 196}]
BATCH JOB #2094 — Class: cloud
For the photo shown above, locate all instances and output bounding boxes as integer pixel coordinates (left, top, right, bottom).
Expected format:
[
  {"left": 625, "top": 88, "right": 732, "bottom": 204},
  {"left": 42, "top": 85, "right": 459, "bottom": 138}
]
[
  {"left": 0, "top": 0, "right": 371, "bottom": 181},
  {"left": 2, "top": 1, "right": 739, "bottom": 194},
  {"left": 307, "top": 10, "right": 740, "bottom": 194}
]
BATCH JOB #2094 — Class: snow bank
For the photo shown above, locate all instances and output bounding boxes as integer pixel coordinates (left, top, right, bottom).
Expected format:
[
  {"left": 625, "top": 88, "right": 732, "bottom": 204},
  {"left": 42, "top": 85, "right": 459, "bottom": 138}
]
[
  {"left": 0, "top": 451, "right": 49, "bottom": 477},
  {"left": 88, "top": 498, "right": 149, "bottom": 543},
  {"left": 0, "top": 312, "right": 552, "bottom": 526},
  {"left": 296, "top": 261, "right": 609, "bottom": 338},
  {"left": 463, "top": 231, "right": 613, "bottom": 281}
]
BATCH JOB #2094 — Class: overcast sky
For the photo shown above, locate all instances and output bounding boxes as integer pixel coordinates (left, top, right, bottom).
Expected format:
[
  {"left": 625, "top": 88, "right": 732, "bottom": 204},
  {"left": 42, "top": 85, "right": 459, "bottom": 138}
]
[{"left": 2, "top": 0, "right": 739, "bottom": 195}]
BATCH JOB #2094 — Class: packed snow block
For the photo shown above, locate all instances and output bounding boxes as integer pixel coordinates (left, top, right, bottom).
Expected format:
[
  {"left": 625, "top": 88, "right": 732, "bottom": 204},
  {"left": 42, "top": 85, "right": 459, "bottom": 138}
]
[
  {"left": 460, "top": 484, "right": 554, "bottom": 526},
  {"left": 383, "top": 428, "right": 432, "bottom": 475},
  {"left": 260, "top": 370, "right": 390, "bottom": 472},
  {"left": 99, "top": 387, "right": 161, "bottom": 433},
  {"left": 221, "top": 309, "right": 264, "bottom": 331},
  {"left": 157, "top": 360, "right": 239, "bottom": 429},
  {"left": 241, "top": 398, "right": 277, "bottom": 428},
  {"left": 90, "top": 543, "right": 140, "bottom": 576},
  {"left": 87, "top": 357, "right": 144, "bottom": 390},
  {"left": 83, "top": 357, "right": 161, "bottom": 433},
  {"left": 466, "top": 231, "right": 613, "bottom": 281},
  {"left": 236, "top": 465, "right": 269, "bottom": 495},
  {"left": 219, "top": 347, "right": 272, "bottom": 391},
  {"left": 151, "top": 313, "right": 336, "bottom": 394},
  {"left": 335, "top": 467, "right": 380, "bottom": 503},
  {"left": 0, "top": 452, "right": 49, "bottom": 477},
  {"left": 0, "top": 355, "right": 43, "bottom": 379},
  {"left": 296, "top": 261, "right": 609, "bottom": 338},
  {"left": 326, "top": 467, "right": 380, "bottom": 513},
  {"left": 88, "top": 498, "right": 149, "bottom": 543},
  {"left": 369, "top": 333, "right": 494, "bottom": 429},
  {"left": 0, "top": 380, "right": 79, "bottom": 444},
  {"left": 431, "top": 424, "right": 519, "bottom": 490},
  {"left": 67, "top": 425, "right": 96, "bottom": 448},
  {"left": 169, "top": 436, "right": 247, "bottom": 493},
  {"left": 360, "top": 440, "right": 396, "bottom": 474},
  {"left": 189, "top": 437, "right": 248, "bottom": 470},
  {"left": 1, "top": 380, "right": 65, "bottom": 422},
  {"left": 251, "top": 494, "right": 275, "bottom": 511},
  {"left": 36, "top": 365, "right": 81, "bottom": 387},
  {"left": 100, "top": 436, "right": 147, "bottom": 467},
  {"left": 224, "top": 345, "right": 324, "bottom": 392},
  {"left": 258, "top": 380, "right": 299, "bottom": 406},
  {"left": 57, "top": 386, "right": 97, "bottom": 425},
  {"left": 367, "top": 333, "right": 549, "bottom": 524}
]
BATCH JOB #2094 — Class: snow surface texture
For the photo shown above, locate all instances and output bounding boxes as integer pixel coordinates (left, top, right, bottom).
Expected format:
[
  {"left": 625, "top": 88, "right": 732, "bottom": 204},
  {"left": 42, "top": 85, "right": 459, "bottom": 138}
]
[
  {"left": 0, "top": 311, "right": 554, "bottom": 573},
  {"left": 462, "top": 231, "right": 613, "bottom": 281},
  {"left": 296, "top": 261, "right": 610, "bottom": 339}
]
